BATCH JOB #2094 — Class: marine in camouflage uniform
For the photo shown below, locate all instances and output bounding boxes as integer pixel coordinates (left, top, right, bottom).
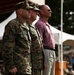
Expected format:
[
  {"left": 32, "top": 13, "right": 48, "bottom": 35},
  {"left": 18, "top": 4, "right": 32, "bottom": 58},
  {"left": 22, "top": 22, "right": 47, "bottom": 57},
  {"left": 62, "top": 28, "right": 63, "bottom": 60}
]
[
  {"left": 0, "top": 1, "right": 33, "bottom": 75},
  {"left": 27, "top": 3, "right": 44, "bottom": 75}
]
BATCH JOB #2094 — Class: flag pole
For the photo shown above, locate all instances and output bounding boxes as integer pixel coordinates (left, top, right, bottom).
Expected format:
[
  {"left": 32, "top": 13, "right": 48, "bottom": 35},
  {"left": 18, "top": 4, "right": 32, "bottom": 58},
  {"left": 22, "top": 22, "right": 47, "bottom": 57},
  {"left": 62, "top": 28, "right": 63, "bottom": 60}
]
[{"left": 60, "top": 0, "right": 64, "bottom": 75}]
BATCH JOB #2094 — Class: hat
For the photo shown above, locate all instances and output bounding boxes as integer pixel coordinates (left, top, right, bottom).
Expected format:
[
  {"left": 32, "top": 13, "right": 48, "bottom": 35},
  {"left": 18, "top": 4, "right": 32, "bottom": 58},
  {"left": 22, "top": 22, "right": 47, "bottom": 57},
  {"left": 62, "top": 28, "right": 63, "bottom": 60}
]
[
  {"left": 29, "top": 3, "right": 40, "bottom": 11},
  {"left": 15, "top": 1, "right": 33, "bottom": 10}
]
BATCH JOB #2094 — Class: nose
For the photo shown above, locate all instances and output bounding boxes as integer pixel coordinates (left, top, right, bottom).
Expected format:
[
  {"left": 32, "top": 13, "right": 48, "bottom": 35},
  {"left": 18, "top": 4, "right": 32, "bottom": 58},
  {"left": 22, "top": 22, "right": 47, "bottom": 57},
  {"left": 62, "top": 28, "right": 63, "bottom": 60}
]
[
  {"left": 48, "top": 9, "right": 52, "bottom": 13},
  {"left": 50, "top": 10, "right": 52, "bottom": 13}
]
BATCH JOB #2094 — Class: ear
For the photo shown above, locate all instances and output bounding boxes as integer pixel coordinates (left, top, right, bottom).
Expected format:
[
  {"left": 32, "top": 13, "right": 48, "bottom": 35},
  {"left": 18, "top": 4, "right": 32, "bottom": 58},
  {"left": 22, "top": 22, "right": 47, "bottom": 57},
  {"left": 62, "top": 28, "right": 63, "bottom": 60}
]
[
  {"left": 17, "top": 9, "right": 22, "bottom": 14},
  {"left": 40, "top": 10, "right": 44, "bottom": 14}
]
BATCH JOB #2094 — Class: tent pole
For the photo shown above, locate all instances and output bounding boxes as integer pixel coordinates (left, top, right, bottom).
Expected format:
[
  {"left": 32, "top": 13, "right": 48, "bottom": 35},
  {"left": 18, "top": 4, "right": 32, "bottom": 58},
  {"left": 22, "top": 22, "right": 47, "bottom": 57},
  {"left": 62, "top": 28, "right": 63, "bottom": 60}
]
[{"left": 58, "top": 33, "right": 60, "bottom": 61}]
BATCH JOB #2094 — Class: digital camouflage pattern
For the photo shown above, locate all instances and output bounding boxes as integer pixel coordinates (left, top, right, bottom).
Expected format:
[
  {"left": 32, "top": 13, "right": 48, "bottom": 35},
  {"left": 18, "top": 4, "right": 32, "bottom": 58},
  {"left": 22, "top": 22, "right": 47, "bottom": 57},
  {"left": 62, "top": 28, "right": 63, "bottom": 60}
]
[
  {"left": 1, "top": 18, "right": 43, "bottom": 75},
  {"left": 1, "top": 18, "right": 32, "bottom": 75},
  {"left": 29, "top": 25, "right": 43, "bottom": 70}
]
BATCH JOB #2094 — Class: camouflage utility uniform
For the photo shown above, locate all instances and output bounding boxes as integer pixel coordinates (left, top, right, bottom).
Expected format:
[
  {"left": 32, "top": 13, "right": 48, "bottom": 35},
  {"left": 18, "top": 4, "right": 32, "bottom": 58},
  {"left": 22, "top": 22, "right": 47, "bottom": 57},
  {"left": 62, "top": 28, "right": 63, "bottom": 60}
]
[
  {"left": 1, "top": 18, "right": 32, "bottom": 75},
  {"left": 29, "top": 25, "right": 43, "bottom": 75}
]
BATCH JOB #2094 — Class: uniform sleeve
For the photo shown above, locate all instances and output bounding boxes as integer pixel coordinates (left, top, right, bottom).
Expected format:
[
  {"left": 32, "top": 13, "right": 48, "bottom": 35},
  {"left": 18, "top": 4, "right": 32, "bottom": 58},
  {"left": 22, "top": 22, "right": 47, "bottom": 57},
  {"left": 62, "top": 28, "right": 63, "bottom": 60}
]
[{"left": 1, "top": 22, "right": 16, "bottom": 70}]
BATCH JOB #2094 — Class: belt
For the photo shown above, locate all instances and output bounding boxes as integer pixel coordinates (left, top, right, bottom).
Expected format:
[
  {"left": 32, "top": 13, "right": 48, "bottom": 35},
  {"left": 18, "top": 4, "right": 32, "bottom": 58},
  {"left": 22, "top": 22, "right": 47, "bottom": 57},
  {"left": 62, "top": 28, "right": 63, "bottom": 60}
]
[{"left": 44, "top": 46, "right": 55, "bottom": 51}]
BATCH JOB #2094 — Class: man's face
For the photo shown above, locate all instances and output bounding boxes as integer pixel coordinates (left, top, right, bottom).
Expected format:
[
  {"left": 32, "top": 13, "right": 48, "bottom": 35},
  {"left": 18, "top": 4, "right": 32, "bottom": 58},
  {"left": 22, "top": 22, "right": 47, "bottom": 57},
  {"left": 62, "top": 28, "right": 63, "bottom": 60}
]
[
  {"left": 30, "top": 10, "right": 38, "bottom": 21},
  {"left": 41, "top": 5, "right": 52, "bottom": 18},
  {"left": 22, "top": 9, "right": 31, "bottom": 19}
]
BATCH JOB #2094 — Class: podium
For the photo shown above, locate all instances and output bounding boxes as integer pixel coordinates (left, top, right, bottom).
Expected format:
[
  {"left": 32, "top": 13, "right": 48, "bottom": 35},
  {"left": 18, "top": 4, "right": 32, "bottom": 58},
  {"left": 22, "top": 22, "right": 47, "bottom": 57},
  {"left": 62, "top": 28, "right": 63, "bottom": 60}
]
[{"left": 55, "top": 61, "right": 67, "bottom": 75}]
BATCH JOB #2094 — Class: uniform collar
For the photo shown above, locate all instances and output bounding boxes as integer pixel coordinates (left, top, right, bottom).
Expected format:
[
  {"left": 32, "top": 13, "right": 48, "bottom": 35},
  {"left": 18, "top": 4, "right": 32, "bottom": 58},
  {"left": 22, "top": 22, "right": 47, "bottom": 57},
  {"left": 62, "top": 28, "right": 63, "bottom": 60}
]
[{"left": 21, "top": 22, "right": 29, "bottom": 30}]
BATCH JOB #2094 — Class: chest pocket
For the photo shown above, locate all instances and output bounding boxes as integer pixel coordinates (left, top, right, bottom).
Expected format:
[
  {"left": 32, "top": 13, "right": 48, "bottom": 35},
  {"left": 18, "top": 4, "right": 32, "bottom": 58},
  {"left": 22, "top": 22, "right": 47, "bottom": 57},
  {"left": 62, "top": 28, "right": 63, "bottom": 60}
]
[
  {"left": 29, "top": 26, "right": 42, "bottom": 47},
  {"left": 15, "top": 25, "right": 31, "bottom": 46}
]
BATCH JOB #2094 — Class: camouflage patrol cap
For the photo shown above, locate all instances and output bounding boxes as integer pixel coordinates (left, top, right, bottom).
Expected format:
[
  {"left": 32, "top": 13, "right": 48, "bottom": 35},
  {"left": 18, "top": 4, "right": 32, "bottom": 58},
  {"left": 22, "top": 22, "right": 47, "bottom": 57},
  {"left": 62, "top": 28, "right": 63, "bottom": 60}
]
[
  {"left": 15, "top": 1, "right": 33, "bottom": 10},
  {"left": 29, "top": 3, "right": 40, "bottom": 11}
]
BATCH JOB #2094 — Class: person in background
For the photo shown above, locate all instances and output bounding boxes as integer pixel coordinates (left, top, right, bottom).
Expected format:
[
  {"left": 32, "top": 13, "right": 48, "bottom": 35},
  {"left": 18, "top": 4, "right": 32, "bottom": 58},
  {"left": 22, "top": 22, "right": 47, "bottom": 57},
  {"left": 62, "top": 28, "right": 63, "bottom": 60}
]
[
  {"left": 0, "top": 1, "right": 33, "bottom": 75},
  {"left": 27, "top": 3, "right": 43, "bottom": 75},
  {"left": 71, "top": 53, "right": 74, "bottom": 70},
  {"left": 35, "top": 5, "right": 56, "bottom": 75}
]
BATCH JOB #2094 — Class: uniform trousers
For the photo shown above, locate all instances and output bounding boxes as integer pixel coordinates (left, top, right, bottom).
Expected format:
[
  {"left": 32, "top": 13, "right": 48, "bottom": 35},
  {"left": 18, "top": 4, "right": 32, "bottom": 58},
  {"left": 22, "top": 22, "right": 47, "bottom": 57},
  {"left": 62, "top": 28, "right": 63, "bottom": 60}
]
[{"left": 43, "top": 49, "right": 56, "bottom": 75}]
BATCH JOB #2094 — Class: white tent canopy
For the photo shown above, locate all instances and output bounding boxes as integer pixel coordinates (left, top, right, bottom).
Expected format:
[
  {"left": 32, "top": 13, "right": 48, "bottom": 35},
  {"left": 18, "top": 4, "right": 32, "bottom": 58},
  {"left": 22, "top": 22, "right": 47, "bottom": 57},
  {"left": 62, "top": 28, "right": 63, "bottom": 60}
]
[
  {"left": 50, "top": 26, "right": 74, "bottom": 46},
  {"left": 0, "top": 12, "right": 16, "bottom": 39},
  {"left": 0, "top": 12, "right": 74, "bottom": 46}
]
